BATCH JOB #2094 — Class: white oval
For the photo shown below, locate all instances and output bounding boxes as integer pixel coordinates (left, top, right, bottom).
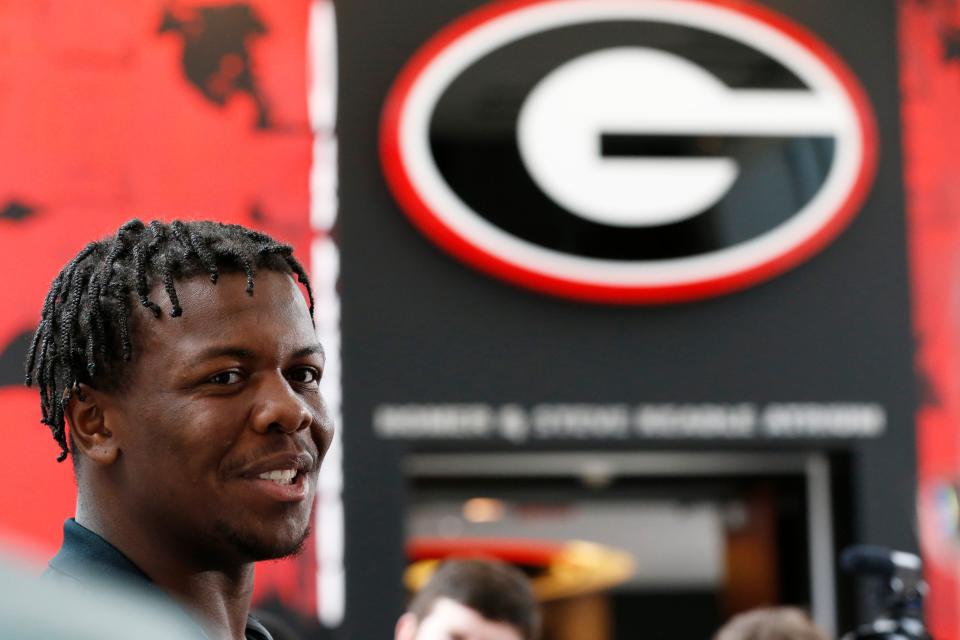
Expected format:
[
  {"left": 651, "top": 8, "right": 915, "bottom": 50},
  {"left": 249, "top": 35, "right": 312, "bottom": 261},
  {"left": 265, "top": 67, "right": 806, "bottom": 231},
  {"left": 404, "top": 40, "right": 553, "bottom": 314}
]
[{"left": 385, "top": 0, "right": 874, "bottom": 300}]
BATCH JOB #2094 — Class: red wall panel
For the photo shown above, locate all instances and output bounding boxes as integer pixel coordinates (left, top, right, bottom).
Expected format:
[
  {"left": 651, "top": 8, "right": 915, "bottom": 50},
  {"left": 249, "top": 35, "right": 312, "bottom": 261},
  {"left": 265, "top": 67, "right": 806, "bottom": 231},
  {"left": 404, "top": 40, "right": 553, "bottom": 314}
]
[
  {"left": 0, "top": 0, "right": 320, "bottom": 621},
  {"left": 900, "top": 1, "right": 960, "bottom": 637}
]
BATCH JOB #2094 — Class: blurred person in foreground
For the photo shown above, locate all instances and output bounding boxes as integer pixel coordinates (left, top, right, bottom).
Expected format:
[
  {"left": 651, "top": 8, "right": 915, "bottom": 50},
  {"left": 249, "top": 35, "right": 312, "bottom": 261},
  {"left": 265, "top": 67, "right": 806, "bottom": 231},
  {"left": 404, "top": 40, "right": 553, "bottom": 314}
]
[
  {"left": 714, "top": 606, "right": 829, "bottom": 640},
  {"left": 396, "top": 558, "right": 541, "bottom": 640},
  {"left": 0, "top": 551, "right": 203, "bottom": 639},
  {"left": 25, "top": 219, "right": 333, "bottom": 640}
]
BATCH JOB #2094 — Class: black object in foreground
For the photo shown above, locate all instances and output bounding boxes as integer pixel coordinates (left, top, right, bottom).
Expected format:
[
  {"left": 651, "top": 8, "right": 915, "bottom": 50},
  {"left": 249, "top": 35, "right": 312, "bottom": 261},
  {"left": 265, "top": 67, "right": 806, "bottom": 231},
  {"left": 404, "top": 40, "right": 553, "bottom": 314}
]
[{"left": 840, "top": 545, "right": 932, "bottom": 640}]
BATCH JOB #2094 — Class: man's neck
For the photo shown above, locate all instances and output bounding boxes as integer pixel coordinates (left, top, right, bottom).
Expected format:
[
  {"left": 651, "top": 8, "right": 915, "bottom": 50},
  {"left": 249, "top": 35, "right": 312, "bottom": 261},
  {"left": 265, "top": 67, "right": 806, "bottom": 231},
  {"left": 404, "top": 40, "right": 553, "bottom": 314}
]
[
  {"left": 76, "top": 505, "right": 255, "bottom": 640},
  {"left": 156, "top": 567, "right": 255, "bottom": 640}
]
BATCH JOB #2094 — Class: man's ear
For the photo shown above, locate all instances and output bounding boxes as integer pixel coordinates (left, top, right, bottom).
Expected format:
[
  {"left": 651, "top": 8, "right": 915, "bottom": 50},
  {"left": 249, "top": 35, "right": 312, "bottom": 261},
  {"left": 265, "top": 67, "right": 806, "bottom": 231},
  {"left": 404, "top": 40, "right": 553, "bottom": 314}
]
[
  {"left": 395, "top": 612, "right": 419, "bottom": 640},
  {"left": 65, "top": 383, "right": 119, "bottom": 465}
]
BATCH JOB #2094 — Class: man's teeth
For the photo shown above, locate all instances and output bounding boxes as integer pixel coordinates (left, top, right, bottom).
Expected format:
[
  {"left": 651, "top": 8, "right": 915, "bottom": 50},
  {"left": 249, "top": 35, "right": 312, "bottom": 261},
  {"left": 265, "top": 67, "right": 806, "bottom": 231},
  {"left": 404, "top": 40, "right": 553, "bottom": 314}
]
[{"left": 258, "top": 469, "right": 297, "bottom": 485}]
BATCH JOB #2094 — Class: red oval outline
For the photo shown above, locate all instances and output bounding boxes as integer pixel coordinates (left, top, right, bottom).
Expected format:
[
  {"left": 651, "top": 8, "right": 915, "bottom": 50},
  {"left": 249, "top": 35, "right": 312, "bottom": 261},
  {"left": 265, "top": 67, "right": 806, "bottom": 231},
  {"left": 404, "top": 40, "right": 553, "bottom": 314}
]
[{"left": 380, "top": 0, "right": 879, "bottom": 304}]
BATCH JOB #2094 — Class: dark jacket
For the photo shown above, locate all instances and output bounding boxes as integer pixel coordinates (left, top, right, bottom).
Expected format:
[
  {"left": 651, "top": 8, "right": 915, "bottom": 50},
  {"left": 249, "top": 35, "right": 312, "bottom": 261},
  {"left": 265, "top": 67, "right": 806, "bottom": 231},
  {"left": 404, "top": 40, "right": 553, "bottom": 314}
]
[{"left": 47, "top": 519, "right": 273, "bottom": 640}]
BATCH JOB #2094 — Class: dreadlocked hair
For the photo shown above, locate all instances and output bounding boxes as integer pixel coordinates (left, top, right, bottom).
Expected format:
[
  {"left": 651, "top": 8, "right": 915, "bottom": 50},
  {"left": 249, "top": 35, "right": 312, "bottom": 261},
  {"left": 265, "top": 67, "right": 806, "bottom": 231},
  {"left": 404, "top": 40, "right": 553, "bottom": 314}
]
[{"left": 24, "top": 219, "right": 315, "bottom": 462}]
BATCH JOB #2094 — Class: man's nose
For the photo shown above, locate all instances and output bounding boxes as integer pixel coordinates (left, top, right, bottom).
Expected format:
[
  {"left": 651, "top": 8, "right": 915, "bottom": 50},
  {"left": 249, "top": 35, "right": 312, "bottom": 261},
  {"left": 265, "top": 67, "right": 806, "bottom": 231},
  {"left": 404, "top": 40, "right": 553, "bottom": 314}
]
[{"left": 250, "top": 373, "right": 313, "bottom": 434}]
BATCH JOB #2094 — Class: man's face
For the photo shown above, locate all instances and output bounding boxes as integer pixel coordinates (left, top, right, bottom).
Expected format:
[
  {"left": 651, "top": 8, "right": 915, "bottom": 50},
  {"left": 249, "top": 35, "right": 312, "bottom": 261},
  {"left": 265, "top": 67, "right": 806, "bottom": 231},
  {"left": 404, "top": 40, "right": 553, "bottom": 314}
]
[
  {"left": 101, "top": 270, "right": 332, "bottom": 563},
  {"left": 406, "top": 598, "right": 524, "bottom": 640}
]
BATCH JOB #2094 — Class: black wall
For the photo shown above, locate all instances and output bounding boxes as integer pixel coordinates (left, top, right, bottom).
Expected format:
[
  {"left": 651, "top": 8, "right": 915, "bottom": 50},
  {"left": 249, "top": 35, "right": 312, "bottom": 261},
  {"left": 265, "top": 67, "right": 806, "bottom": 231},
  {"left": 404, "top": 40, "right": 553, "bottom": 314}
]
[{"left": 336, "top": 1, "right": 912, "bottom": 637}]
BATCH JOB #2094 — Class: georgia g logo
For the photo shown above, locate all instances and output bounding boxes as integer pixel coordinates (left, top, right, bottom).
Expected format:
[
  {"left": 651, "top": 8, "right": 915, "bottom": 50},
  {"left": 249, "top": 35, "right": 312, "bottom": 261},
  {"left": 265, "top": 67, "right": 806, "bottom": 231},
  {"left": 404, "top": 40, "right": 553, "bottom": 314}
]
[{"left": 380, "top": 0, "right": 877, "bottom": 303}]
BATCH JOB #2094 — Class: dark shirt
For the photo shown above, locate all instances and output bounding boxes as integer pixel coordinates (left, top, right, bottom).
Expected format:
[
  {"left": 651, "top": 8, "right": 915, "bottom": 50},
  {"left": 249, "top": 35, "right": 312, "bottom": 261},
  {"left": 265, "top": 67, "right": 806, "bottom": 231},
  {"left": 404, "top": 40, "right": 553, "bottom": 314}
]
[{"left": 47, "top": 519, "right": 273, "bottom": 640}]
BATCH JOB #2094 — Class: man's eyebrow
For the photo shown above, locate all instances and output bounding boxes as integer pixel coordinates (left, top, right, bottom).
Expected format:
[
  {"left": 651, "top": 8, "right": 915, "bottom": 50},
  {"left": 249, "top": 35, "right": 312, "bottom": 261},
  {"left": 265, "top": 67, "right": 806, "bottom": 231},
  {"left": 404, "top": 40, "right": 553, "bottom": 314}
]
[
  {"left": 191, "top": 346, "right": 256, "bottom": 365},
  {"left": 292, "top": 343, "right": 325, "bottom": 359}
]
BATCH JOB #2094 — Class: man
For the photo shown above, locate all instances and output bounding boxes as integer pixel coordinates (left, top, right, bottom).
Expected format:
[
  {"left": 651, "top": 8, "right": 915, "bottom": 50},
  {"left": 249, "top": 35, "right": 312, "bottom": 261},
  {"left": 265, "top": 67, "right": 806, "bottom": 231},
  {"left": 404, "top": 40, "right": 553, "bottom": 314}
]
[
  {"left": 395, "top": 559, "right": 540, "bottom": 640},
  {"left": 713, "top": 607, "right": 828, "bottom": 640},
  {"left": 25, "top": 219, "right": 333, "bottom": 640}
]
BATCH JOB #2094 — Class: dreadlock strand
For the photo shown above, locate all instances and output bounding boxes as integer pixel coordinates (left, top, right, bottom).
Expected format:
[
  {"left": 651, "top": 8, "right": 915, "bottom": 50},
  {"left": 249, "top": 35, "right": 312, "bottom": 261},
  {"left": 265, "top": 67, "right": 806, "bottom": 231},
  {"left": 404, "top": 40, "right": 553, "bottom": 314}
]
[
  {"left": 26, "top": 263, "right": 73, "bottom": 385},
  {"left": 284, "top": 255, "right": 315, "bottom": 317},
  {"left": 79, "top": 272, "right": 100, "bottom": 377},
  {"left": 154, "top": 221, "right": 187, "bottom": 317},
  {"left": 173, "top": 220, "right": 219, "bottom": 283},
  {"left": 256, "top": 243, "right": 314, "bottom": 317},
  {"left": 162, "top": 270, "right": 182, "bottom": 317},
  {"left": 27, "top": 272, "right": 63, "bottom": 384},
  {"left": 35, "top": 333, "right": 52, "bottom": 422},
  {"left": 90, "top": 223, "right": 136, "bottom": 359},
  {"left": 101, "top": 220, "right": 135, "bottom": 289},
  {"left": 40, "top": 336, "right": 57, "bottom": 426},
  {"left": 56, "top": 263, "right": 84, "bottom": 371},
  {"left": 132, "top": 242, "right": 162, "bottom": 318},
  {"left": 190, "top": 222, "right": 220, "bottom": 283},
  {"left": 52, "top": 419, "right": 69, "bottom": 461},
  {"left": 221, "top": 247, "right": 255, "bottom": 295},
  {"left": 24, "top": 318, "right": 46, "bottom": 386},
  {"left": 113, "top": 290, "right": 133, "bottom": 361},
  {"left": 90, "top": 276, "right": 107, "bottom": 359},
  {"left": 52, "top": 386, "right": 69, "bottom": 462}
]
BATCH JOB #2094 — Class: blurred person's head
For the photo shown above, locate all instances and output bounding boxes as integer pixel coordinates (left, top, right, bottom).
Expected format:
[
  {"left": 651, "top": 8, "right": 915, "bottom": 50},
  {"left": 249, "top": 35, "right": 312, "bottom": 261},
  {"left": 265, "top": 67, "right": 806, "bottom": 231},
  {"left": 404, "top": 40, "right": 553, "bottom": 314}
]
[
  {"left": 0, "top": 551, "right": 204, "bottom": 639},
  {"left": 27, "top": 218, "right": 333, "bottom": 565},
  {"left": 713, "top": 607, "right": 828, "bottom": 640},
  {"left": 396, "top": 559, "right": 540, "bottom": 640}
]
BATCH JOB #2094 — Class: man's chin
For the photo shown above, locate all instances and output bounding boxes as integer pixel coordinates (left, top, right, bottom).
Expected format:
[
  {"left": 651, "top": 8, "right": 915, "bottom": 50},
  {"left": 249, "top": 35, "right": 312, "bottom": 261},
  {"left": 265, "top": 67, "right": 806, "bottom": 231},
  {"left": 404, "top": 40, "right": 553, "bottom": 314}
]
[{"left": 213, "top": 520, "right": 312, "bottom": 562}]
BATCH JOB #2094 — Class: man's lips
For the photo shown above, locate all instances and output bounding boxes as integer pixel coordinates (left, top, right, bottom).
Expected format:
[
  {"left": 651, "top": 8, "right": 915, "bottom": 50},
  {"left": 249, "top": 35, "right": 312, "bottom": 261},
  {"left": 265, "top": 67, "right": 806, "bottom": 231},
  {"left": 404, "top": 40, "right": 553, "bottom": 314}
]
[
  {"left": 243, "top": 472, "right": 311, "bottom": 503},
  {"left": 232, "top": 451, "right": 317, "bottom": 503},
  {"left": 235, "top": 451, "right": 316, "bottom": 478}
]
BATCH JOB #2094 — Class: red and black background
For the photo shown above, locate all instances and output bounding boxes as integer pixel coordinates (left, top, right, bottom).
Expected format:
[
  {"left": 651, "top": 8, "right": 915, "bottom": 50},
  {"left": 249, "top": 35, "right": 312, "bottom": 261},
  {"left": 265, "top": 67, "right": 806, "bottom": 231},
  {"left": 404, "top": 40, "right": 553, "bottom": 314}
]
[
  {"left": 0, "top": 0, "right": 329, "bottom": 636},
  {"left": 1, "top": 1, "right": 960, "bottom": 639}
]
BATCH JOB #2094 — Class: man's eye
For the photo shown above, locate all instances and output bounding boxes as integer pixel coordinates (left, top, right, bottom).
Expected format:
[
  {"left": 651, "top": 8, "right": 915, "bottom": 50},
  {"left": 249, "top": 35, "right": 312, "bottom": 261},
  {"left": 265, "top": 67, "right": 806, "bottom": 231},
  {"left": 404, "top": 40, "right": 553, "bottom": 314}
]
[
  {"left": 288, "top": 367, "right": 321, "bottom": 384},
  {"left": 209, "top": 371, "right": 242, "bottom": 385}
]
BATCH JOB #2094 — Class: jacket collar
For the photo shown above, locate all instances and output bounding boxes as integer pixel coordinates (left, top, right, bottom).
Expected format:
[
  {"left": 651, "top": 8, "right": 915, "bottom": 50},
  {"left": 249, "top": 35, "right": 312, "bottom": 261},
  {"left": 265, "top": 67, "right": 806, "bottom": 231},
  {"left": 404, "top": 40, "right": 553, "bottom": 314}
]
[
  {"left": 48, "top": 518, "right": 153, "bottom": 585},
  {"left": 47, "top": 519, "right": 273, "bottom": 640}
]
